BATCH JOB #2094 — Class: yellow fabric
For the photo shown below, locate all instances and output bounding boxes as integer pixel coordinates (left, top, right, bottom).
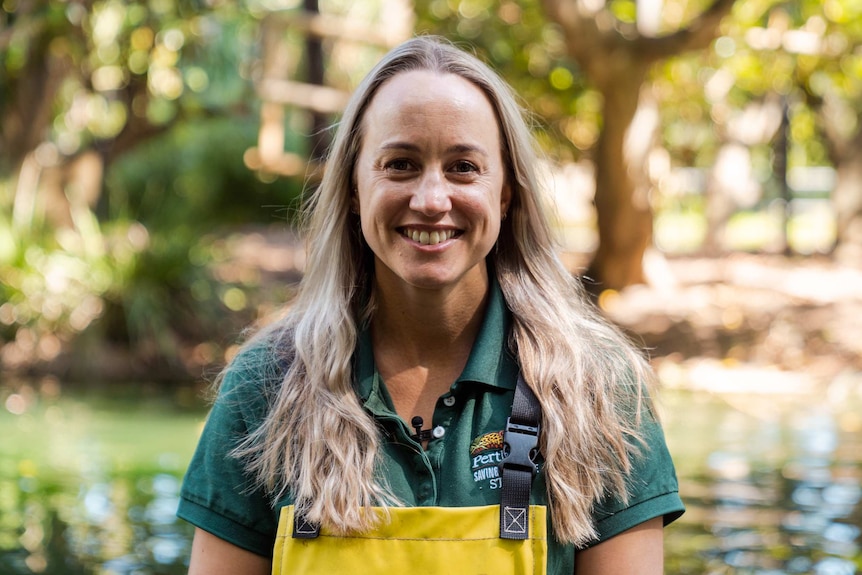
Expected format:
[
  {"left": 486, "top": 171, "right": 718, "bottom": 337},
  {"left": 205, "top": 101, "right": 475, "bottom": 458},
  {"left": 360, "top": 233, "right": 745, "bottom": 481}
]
[{"left": 272, "top": 505, "right": 548, "bottom": 575}]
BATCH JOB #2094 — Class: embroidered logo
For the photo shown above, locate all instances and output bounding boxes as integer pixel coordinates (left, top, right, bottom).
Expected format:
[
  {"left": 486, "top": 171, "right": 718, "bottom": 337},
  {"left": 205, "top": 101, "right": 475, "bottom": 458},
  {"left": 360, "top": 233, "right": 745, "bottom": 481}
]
[
  {"left": 469, "top": 430, "right": 504, "bottom": 456},
  {"left": 469, "top": 430, "right": 505, "bottom": 489}
]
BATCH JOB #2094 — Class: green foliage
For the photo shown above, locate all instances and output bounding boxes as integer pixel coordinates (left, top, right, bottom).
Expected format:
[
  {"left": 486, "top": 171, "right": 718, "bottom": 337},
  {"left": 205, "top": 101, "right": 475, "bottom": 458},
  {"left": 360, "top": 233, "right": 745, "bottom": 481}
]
[
  {"left": 1, "top": 0, "right": 307, "bottom": 373},
  {"left": 608, "top": 0, "right": 637, "bottom": 24},
  {"left": 99, "top": 117, "right": 302, "bottom": 356},
  {"left": 105, "top": 117, "right": 303, "bottom": 229},
  {"left": 413, "top": 0, "right": 593, "bottom": 161},
  {"left": 4, "top": 0, "right": 862, "bottom": 371},
  {"left": 0, "top": 200, "right": 116, "bottom": 342},
  {"left": 657, "top": 0, "right": 862, "bottom": 172}
]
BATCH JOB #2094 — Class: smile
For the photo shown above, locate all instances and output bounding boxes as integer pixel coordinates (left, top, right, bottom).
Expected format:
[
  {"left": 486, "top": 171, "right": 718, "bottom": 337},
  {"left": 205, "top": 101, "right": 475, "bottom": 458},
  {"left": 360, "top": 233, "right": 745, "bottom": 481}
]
[{"left": 400, "top": 227, "right": 458, "bottom": 246}]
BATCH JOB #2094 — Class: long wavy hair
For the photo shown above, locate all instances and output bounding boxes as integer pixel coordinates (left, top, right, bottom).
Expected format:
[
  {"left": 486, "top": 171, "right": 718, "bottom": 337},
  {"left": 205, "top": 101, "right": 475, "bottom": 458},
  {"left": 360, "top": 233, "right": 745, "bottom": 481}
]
[{"left": 230, "top": 35, "right": 655, "bottom": 547}]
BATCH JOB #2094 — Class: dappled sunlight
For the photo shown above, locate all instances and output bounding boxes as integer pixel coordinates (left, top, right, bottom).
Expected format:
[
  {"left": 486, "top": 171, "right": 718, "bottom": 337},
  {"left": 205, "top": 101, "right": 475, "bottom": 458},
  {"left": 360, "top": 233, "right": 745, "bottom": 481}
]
[
  {"left": 725, "top": 257, "right": 862, "bottom": 304},
  {"left": 663, "top": 359, "right": 818, "bottom": 397},
  {"left": 605, "top": 254, "right": 862, "bottom": 396}
]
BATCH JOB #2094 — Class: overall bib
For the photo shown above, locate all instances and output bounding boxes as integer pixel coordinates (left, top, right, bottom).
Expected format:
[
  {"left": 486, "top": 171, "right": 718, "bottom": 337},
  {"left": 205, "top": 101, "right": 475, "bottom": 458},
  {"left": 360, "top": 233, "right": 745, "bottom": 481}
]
[
  {"left": 272, "top": 504, "right": 547, "bottom": 574},
  {"left": 271, "top": 375, "right": 545, "bottom": 575}
]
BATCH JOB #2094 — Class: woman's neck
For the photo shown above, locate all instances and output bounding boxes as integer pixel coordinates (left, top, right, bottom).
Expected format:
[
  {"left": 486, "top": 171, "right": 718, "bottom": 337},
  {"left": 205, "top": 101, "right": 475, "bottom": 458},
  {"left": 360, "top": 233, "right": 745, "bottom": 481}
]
[
  {"left": 371, "top": 274, "right": 489, "bottom": 364},
  {"left": 369, "top": 268, "right": 490, "bottom": 427}
]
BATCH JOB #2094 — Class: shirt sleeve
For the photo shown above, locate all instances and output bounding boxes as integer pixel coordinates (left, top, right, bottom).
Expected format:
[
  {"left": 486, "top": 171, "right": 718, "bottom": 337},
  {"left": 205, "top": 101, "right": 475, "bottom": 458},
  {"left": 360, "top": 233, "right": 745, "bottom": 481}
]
[
  {"left": 589, "top": 411, "right": 685, "bottom": 545},
  {"left": 177, "top": 348, "right": 281, "bottom": 558}
]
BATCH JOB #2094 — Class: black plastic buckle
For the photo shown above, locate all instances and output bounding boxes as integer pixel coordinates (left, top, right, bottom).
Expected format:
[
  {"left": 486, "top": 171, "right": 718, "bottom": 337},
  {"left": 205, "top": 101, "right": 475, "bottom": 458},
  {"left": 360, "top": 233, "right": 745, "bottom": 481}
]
[{"left": 498, "top": 417, "right": 540, "bottom": 476}]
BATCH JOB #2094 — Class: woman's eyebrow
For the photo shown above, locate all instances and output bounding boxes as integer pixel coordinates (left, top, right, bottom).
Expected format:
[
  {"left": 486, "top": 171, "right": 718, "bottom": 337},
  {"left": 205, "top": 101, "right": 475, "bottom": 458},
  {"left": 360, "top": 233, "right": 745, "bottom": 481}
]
[
  {"left": 379, "top": 141, "right": 420, "bottom": 152},
  {"left": 447, "top": 143, "right": 488, "bottom": 157},
  {"left": 379, "top": 141, "right": 488, "bottom": 157}
]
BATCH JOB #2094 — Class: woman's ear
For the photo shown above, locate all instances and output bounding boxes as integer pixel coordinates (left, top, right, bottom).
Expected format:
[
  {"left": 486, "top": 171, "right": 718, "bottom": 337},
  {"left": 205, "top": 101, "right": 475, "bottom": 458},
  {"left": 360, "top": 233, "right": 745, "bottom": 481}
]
[
  {"left": 500, "top": 182, "right": 512, "bottom": 220},
  {"left": 349, "top": 179, "right": 359, "bottom": 211}
]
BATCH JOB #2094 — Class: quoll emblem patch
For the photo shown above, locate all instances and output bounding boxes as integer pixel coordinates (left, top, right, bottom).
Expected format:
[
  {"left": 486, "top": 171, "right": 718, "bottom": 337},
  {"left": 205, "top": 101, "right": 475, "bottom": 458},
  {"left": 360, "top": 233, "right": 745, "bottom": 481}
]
[{"left": 469, "top": 430, "right": 504, "bottom": 456}]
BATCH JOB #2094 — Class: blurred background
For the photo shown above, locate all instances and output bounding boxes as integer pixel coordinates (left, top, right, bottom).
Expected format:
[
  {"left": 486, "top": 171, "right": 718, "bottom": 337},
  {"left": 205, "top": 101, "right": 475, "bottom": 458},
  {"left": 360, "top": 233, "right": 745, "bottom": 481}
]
[{"left": 1, "top": 0, "right": 861, "bottom": 573}]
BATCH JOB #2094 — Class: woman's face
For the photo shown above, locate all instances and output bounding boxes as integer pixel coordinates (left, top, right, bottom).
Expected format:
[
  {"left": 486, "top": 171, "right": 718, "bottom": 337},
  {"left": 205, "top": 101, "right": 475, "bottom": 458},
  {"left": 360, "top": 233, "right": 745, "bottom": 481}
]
[{"left": 353, "top": 70, "right": 510, "bottom": 297}]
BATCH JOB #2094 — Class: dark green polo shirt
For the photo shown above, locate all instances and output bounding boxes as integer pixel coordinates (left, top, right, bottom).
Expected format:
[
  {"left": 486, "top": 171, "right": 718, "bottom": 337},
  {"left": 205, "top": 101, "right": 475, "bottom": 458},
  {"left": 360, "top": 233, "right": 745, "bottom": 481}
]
[{"left": 178, "top": 284, "right": 685, "bottom": 573}]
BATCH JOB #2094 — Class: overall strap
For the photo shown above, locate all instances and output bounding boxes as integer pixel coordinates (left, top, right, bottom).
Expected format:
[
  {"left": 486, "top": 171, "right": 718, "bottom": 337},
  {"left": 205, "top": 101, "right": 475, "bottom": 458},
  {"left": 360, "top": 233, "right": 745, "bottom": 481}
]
[{"left": 498, "top": 373, "right": 542, "bottom": 540}]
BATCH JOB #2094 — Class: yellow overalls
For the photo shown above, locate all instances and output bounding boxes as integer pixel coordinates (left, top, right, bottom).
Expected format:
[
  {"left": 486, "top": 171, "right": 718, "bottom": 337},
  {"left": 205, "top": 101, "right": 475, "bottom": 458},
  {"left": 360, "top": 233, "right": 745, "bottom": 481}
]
[{"left": 272, "top": 504, "right": 548, "bottom": 574}]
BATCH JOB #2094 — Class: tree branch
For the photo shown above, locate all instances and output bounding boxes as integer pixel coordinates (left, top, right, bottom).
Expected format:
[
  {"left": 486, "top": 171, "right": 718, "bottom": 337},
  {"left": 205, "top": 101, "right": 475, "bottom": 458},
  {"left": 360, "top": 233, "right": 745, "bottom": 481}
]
[
  {"left": 543, "top": 0, "right": 738, "bottom": 88},
  {"left": 540, "top": 0, "right": 605, "bottom": 63},
  {"left": 634, "top": 0, "right": 738, "bottom": 62},
  {"left": 0, "top": 0, "right": 46, "bottom": 50},
  {"left": 0, "top": 16, "right": 46, "bottom": 53}
]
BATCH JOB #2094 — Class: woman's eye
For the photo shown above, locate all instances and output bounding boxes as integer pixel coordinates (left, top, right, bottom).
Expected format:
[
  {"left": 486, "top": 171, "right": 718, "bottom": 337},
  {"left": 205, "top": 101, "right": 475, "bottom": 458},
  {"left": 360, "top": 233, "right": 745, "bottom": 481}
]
[
  {"left": 385, "top": 159, "right": 412, "bottom": 171},
  {"left": 452, "top": 161, "right": 478, "bottom": 173}
]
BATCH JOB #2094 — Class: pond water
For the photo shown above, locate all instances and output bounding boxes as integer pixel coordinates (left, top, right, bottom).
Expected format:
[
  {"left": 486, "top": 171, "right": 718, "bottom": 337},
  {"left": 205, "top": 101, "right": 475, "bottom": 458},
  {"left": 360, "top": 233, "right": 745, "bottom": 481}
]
[
  {"left": 1, "top": 378, "right": 860, "bottom": 574},
  {"left": 661, "top": 384, "right": 862, "bottom": 575}
]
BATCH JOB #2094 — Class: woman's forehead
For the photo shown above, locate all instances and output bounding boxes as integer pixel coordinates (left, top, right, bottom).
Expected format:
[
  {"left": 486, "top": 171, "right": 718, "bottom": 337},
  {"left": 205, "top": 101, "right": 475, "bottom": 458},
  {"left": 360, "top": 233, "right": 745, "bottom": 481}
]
[
  {"left": 371, "top": 70, "right": 489, "bottom": 111},
  {"left": 358, "top": 70, "right": 502, "bottom": 152}
]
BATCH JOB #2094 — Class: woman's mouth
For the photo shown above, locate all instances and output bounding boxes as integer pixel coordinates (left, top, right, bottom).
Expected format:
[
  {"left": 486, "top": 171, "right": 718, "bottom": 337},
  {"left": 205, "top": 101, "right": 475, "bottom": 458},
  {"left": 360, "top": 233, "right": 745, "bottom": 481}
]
[{"left": 400, "top": 227, "right": 458, "bottom": 246}]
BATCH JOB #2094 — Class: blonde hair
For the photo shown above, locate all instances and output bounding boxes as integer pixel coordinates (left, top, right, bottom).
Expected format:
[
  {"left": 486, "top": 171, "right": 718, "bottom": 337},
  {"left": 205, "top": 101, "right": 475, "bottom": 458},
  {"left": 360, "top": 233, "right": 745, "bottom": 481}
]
[{"left": 231, "top": 35, "right": 655, "bottom": 547}]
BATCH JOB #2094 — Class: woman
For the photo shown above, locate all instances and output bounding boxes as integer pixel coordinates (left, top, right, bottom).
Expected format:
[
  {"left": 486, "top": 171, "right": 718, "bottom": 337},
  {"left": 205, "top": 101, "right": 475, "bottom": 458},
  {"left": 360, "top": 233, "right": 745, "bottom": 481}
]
[{"left": 179, "top": 35, "right": 684, "bottom": 574}]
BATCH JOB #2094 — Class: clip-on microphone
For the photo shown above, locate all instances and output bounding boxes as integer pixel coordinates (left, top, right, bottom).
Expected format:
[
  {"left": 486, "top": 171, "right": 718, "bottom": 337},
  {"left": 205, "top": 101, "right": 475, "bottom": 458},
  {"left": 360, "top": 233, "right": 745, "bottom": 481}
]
[{"left": 411, "top": 416, "right": 432, "bottom": 442}]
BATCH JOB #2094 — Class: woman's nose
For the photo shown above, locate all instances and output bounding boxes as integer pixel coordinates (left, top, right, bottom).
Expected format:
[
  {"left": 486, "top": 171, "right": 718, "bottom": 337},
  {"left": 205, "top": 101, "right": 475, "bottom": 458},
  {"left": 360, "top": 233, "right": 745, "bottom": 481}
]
[{"left": 409, "top": 171, "right": 452, "bottom": 215}]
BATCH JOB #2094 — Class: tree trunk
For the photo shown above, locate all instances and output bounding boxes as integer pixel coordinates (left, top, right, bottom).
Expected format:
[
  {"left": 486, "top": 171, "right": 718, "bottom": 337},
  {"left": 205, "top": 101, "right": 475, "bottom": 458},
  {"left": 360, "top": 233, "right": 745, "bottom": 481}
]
[
  {"left": 832, "top": 128, "right": 862, "bottom": 264},
  {"left": 588, "top": 71, "right": 653, "bottom": 290},
  {"left": 803, "top": 85, "right": 862, "bottom": 264},
  {"left": 542, "top": 0, "right": 737, "bottom": 291},
  {"left": 1, "top": 27, "right": 68, "bottom": 176},
  {"left": 303, "top": 0, "right": 330, "bottom": 161}
]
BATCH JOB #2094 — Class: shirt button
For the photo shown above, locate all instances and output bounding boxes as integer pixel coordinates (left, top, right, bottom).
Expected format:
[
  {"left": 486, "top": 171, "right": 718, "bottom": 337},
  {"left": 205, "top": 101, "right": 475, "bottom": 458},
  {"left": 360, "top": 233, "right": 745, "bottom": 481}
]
[
  {"left": 432, "top": 426, "right": 446, "bottom": 439},
  {"left": 443, "top": 396, "right": 456, "bottom": 407}
]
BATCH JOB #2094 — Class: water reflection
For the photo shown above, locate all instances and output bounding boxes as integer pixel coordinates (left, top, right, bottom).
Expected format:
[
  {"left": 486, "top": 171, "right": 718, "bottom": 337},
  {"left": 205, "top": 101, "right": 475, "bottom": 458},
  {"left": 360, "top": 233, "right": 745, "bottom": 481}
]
[
  {"left": 665, "top": 391, "right": 862, "bottom": 575},
  {"left": 0, "top": 383, "right": 199, "bottom": 574}
]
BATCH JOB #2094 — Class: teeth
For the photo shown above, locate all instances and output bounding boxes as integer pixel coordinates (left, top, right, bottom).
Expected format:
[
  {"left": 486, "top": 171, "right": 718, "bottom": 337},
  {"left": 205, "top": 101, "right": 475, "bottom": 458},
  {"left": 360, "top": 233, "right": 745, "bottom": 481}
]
[{"left": 404, "top": 228, "right": 455, "bottom": 245}]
